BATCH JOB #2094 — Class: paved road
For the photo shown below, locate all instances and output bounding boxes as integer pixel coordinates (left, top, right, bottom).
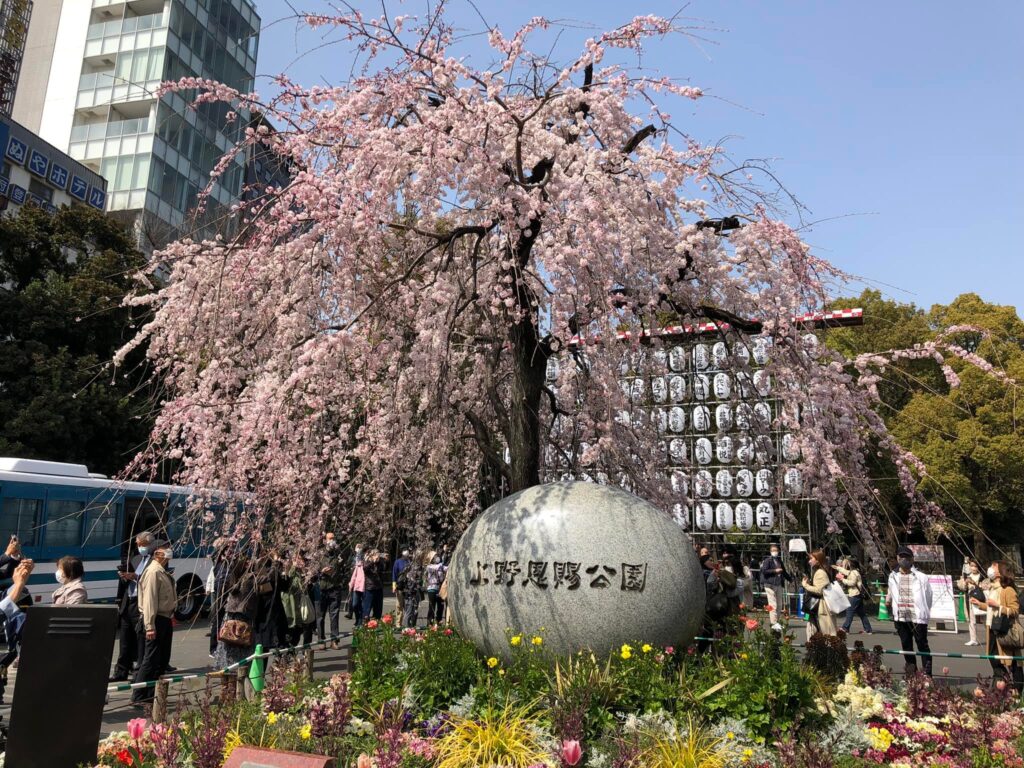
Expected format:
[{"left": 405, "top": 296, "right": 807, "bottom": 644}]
[{"left": 0, "top": 597, "right": 1009, "bottom": 738}]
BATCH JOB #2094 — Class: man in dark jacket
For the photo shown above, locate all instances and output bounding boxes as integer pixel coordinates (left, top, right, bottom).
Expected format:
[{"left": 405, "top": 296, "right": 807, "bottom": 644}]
[
  {"left": 760, "top": 543, "right": 793, "bottom": 631},
  {"left": 112, "top": 532, "right": 161, "bottom": 682},
  {"left": 318, "top": 533, "right": 346, "bottom": 646}
]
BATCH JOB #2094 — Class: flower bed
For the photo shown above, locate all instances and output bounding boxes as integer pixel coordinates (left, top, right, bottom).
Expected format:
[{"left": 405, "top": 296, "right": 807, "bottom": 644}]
[{"left": 86, "top": 616, "right": 1024, "bottom": 768}]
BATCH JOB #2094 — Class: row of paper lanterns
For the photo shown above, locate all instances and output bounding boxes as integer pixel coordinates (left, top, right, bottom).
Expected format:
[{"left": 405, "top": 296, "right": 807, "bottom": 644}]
[
  {"left": 660, "top": 433, "right": 801, "bottom": 465},
  {"left": 620, "top": 370, "right": 772, "bottom": 403},
  {"left": 673, "top": 501, "right": 778, "bottom": 532},
  {"left": 621, "top": 402, "right": 781, "bottom": 434},
  {"left": 673, "top": 467, "right": 805, "bottom": 499}
]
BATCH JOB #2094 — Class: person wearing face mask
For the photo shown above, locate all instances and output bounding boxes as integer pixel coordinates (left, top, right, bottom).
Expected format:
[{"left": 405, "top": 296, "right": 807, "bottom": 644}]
[
  {"left": 966, "top": 561, "right": 1015, "bottom": 688},
  {"left": 52, "top": 556, "right": 88, "bottom": 605},
  {"left": 132, "top": 546, "right": 177, "bottom": 709},
  {"left": 960, "top": 558, "right": 985, "bottom": 647},
  {"left": 760, "top": 544, "right": 793, "bottom": 631},
  {"left": 886, "top": 546, "right": 934, "bottom": 677},
  {"left": 348, "top": 544, "right": 367, "bottom": 626},
  {"left": 801, "top": 550, "right": 837, "bottom": 639},
  {"left": 392, "top": 549, "right": 410, "bottom": 623},
  {"left": 318, "top": 532, "right": 346, "bottom": 646},
  {"left": 836, "top": 557, "right": 873, "bottom": 635},
  {"left": 111, "top": 531, "right": 158, "bottom": 683}
]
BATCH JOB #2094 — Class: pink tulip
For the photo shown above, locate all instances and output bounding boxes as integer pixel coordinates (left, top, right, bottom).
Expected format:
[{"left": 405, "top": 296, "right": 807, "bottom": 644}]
[
  {"left": 941, "top": 667, "right": 950, "bottom": 676},
  {"left": 974, "top": 687, "right": 985, "bottom": 698},
  {"left": 357, "top": 753, "right": 373, "bottom": 768},
  {"left": 996, "top": 680, "right": 1006, "bottom": 691},
  {"left": 562, "top": 740, "right": 582, "bottom": 767},
  {"left": 665, "top": 646, "right": 675, "bottom": 655},
  {"left": 745, "top": 619, "right": 759, "bottom": 631},
  {"left": 127, "top": 717, "right": 148, "bottom": 741}
]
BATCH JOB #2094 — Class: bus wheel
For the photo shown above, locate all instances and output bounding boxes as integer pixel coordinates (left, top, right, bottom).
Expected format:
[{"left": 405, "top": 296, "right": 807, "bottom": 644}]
[{"left": 174, "top": 576, "right": 204, "bottom": 622}]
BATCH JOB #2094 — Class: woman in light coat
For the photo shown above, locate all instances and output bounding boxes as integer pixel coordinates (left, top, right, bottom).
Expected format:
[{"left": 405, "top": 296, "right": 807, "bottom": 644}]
[
  {"left": 836, "top": 557, "right": 873, "bottom": 635},
  {"left": 801, "top": 549, "right": 837, "bottom": 639},
  {"left": 52, "top": 556, "right": 88, "bottom": 605},
  {"left": 973, "top": 561, "right": 1022, "bottom": 694}
]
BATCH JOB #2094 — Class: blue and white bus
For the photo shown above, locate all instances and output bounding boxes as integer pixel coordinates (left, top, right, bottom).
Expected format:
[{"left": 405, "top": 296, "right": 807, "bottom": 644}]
[{"left": 0, "top": 457, "right": 215, "bottom": 620}]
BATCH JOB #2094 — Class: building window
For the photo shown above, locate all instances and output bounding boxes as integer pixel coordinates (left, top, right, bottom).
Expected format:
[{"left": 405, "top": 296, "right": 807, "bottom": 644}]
[
  {"left": 28, "top": 179, "right": 54, "bottom": 203},
  {"left": 45, "top": 500, "right": 85, "bottom": 547},
  {"left": 0, "top": 498, "right": 41, "bottom": 546}
]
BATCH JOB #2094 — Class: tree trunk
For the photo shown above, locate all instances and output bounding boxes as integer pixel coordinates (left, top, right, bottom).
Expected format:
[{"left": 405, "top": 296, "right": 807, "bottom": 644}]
[{"left": 508, "top": 317, "right": 546, "bottom": 492}]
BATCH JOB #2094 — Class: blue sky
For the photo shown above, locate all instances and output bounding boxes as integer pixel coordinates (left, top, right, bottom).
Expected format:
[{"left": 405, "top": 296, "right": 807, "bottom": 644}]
[{"left": 252, "top": 1, "right": 1023, "bottom": 312}]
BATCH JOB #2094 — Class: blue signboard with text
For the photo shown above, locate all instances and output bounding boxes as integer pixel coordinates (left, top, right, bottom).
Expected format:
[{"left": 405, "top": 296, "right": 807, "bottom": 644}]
[
  {"left": 87, "top": 185, "right": 106, "bottom": 210},
  {"left": 0, "top": 176, "right": 8, "bottom": 197},
  {"left": 5, "top": 135, "right": 27, "bottom": 165},
  {"left": 28, "top": 149, "right": 50, "bottom": 178},
  {"left": 49, "top": 162, "right": 69, "bottom": 190},
  {"left": 69, "top": 175, "right": 88, "bottom": 201},
  {"left": 9, "top": 184, "right": 26, "bottom": 204}
]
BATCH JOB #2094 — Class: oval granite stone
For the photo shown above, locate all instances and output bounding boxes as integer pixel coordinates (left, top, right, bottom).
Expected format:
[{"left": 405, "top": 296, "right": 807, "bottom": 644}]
[{"left": 448, "top": 482, "right": 706, "bottom": 660}]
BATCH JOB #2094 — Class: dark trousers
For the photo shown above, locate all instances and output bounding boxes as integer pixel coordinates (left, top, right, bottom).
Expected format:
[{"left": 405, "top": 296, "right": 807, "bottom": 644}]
[
  {"left": 988, "top": 631, "right": 1024, "bottom": 692},
  {"left": 895, "top": 620, "right": 932, "bottom": 677},
  {"left": 287, "top": 624, "right": 314, "bottom": 647},
  {"left": 319, "top": 587, "right": 342, "bottom": 640},
  {"left": 426, "top": 591, "right": 444, "bottom": 623},
  {"left": 114, "top": 599, "right": 144, "bottom": 678},
  {"left": 350, "top": 590, "right": 365, "bottom": 626},
  {"left": 842, "top": 595, "right": 873, "bottom": 633},
  {"left": 209, "top": 603, "right": 224, "bottom": 655},
  {"left": 362, "top": 588, "right": 384, "bottom": 622},
  {"left": 132, "top": 615, "right": 173, "bottom": 703}
]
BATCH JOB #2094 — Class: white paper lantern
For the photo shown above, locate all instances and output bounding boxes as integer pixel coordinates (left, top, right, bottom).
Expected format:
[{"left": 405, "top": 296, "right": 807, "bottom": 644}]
[
  {"left": 712, "top": 341, "right": 729, "bottom": 368},
  {"left": 715, "top": 502, "right": 734, "bottom": 530},
  {"left": 694, "top": 374, "right": 710, "bottom": 400},
  {"left": 753, "top": 370, "right": 771, "bottom": 396},
  {"left": 756, "top": 468, "right": 774, "bottom": 497},
  {"left": 713, "top": 372, "right": 732, "bottom": 400},
  {"left": 695, "top": 502, "right": 714, "bottom": 531},
  {"left": 782, "top": 433, "right": 801, "bottom": 461},
  {"left": 669, "top": 438, "right": 688, "bottom": 464},
  {"left": 695, "top": 470, "right": 713, "bottom": 497},
  {"left": 695, "top": 437, "right": 713, "bottom": 465},
  {"left": 736, "top": 435, "right": 754, "bottom": 464},
  {"left": 668, "top": 407, "right": 686, "bottom": 433},
  {"left": 784, "top": 467, "right": 803, "bottom": 497},
  {"left": 715, "top": 403, "right": 733, "bottom": 431},
  {"left": 753, "top": 337, "right": 772, "bottom": 365},
  {"left": 735, "top": 468, "right": 754, "bottom": 497},
  {"left": 615, "top": 409, "right": 630, "bottom": 426},
  {"left": 715, "top": 469, "right": 733, "bottom": 497},
  {"left": 733, "top": 343, "right": 751, "bottom": 365},
  {"left": 735, "top": 371, "right": 754, "bottom": 398},
  {"left": 651, "top": 376, "right": 667, "bottom": 404},
  {"left": 715, "top": 435, "right": 734, "bottom": 463},
  {"left": 693, "top": 344, "right": 710, "bottom": 370},
  {"left": 653, "top": 408, "right": 668, "bottom": 433},
  {"left": 653, "top": 349, "right": 668, "bottom": 369},
  {"left": 802, "top": 333, "right": 820, "bottom": 358},
  {"left": 735, "top": 502, "right": 754, "bottom": 531},
  {"left": 669, "top": 345, "right": 687, "bottom": 372},
  {"left": 672, "top": 503, "right": 689, "bottom": 529},
  {"left": 546, "top": 358, "right": 559, "bottom": 381},
  {"left": 756, "top": 502, "right": 775, "bottom": 530},
  {"left": 671, "top": 470, "right": 688, "bottom": 495},
  {"left": 754, "top": 402, "right": 773, "bottom": 429},
  {"left": 736, "top": 403, "right": 753, "bottom": 430},
  {"left": 693, "top": 405, "right": 711, "bottom": 432},
  {"left": 669, "top": 375, "right": 687, "bottom": 402},
  {"left": 755, "top": 434, "right": 775, "bottom": 464},
  {"left": 629, "top": 378, "right": 645, "bottom": 403}
]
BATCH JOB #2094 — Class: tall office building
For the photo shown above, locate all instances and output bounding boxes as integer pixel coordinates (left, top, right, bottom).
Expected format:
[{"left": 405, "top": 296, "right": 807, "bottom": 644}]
[
  {"left": 13, "top": 0, "right": 259, "bottom": 247},
  {"left": 0, "top": 0, "right": 33, "bottom": 117}
]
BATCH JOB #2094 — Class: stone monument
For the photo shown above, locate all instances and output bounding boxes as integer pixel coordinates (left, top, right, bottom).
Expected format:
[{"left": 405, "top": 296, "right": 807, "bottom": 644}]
[{"left": 448, "top": 482, "right": 705, "bottom": 660}]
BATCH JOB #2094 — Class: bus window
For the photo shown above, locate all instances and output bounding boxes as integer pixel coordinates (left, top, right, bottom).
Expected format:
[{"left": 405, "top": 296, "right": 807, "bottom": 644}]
[
  {"left": 83, "top": 502, "right": 118, "bottom": 548},
  {"left": 44, "top": 499, "right": 85, "bottom": 548},
  {"left": 0, "top": 498, "right": 42, "bottom": 546}
]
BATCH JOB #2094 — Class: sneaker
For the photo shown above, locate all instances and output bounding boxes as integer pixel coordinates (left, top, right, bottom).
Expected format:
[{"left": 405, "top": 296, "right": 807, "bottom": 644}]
[
  {"left": 965, "top": 640, "right": 980, "bottom": 646},
  {"left": 771, "top": 622, "right": 783, "bottom": 632}
]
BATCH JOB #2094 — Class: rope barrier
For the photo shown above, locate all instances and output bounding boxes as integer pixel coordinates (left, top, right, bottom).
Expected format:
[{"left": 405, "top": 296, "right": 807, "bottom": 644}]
[
  {"left": 107, "top": 631, "right": 355, "bottom": 693},
  {"left": 694, "top": 635, "right": 1024, "bottom": 661},
  {"left": 108, "top": 625, "right": 1023, "bottom": 695}
]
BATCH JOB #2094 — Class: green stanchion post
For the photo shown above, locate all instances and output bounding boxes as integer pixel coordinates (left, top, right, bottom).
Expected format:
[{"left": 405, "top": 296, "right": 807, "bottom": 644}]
[
  {"left": 877, "top": 586, "right": 890, "bottom": 621},
  {"left": 249, "top": 643, "right": 265, "bottom": 692},
  {"left": 956, "top": 592, "right": 968, "bottom": 624}
]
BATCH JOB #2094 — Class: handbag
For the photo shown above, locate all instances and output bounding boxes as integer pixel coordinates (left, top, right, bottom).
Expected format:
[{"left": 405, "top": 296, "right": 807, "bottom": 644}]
[
  {"left": 218, "top": 618, "right": 253, "bottom": 647},
  {"left": 823, "top": 581, "right": 851, "bottom": 614},
  {"left": 299, "top": 593, "right": 315, "bottom": 625},
  {"left": 991, "top": 607, "right": 1013, "bottom": 637},
  {"left": 1002, "top": 615, "right": 1024, "bottom": 650}
]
